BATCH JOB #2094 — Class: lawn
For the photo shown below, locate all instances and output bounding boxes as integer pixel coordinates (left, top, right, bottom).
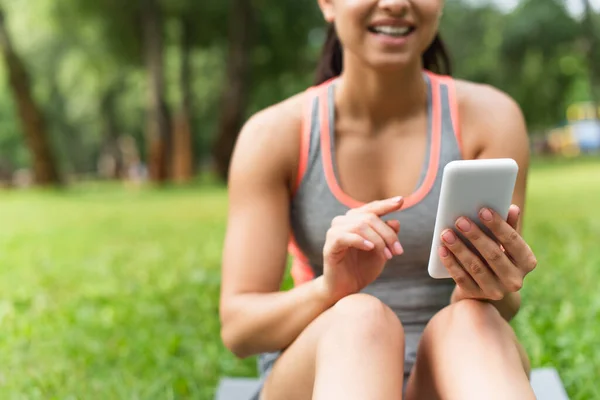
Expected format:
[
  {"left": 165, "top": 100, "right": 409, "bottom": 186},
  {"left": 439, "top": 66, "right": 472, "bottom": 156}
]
[{"left": 0, "top": 158, "right": 598, "bottom": 399}]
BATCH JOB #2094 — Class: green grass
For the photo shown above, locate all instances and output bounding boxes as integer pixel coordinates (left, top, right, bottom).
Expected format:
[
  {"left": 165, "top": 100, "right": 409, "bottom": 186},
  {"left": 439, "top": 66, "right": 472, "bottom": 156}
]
[
  {"left": 0, "top": 158, "right": 599, "bottom": 399},
  {"left": 514, "top": 158, "right": 600, "bottom": 399}
]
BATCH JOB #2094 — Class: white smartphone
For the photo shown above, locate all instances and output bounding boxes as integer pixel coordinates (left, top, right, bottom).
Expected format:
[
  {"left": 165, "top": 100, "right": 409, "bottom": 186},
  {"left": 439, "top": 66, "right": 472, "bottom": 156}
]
[{"left": 427, "top": 158, "right": 519, "bottom": 279}]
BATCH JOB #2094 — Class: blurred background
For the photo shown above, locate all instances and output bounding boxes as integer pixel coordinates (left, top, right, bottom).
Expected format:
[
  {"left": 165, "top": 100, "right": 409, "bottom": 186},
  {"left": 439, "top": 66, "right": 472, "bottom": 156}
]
[{"left": 0, "top": 0, "right": 598, "bottom": 398}]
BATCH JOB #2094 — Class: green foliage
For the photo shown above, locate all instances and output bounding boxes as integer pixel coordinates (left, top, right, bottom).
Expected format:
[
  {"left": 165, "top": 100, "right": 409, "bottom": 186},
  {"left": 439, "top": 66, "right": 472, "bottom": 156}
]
[
  {"left": 0, "top": 66, "right": 27, "bottom": 168},
  {"left": 0, "top": 0, "right": 598, "bottom": 175},
  {"left": 499, "top": 0, "right": 583, "bottom": 129},
  {"left": 441, "top": 1, "right": 507, "bottom": 83},
  {"left": 0, "top": 159, "right": 598, "bottom": 398},
  {"left": 245, "top": 0, "right": 323, "bottom": 114},
  {"left": 50, "top": 0, "right": 143, "bottom": 67},
  {"left": 441, "top": 0, "right": 591, "bottom": 131},
  {"left": 177, "top": 0, "right": 228, "bottom": 47}
]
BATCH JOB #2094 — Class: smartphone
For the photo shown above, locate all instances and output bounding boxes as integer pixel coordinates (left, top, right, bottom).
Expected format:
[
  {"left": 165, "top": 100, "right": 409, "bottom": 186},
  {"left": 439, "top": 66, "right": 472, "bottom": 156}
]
[{"left": 427, "top": 158, "right": 519, "bottom": 279}]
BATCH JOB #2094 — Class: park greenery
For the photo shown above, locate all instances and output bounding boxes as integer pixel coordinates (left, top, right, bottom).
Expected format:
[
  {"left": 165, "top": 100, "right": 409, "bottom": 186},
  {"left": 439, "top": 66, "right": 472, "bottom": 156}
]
[
  {"left": 0, "top": 0, "right": 598, "bottom": 185},
  {"left": 0, "top": 0, "right": 599, "bottom": 399}
]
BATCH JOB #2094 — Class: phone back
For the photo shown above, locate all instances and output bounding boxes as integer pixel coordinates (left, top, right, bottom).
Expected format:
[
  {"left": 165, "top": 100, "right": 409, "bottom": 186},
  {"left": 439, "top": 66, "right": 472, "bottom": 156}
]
[{"left": 427, "top": 158, "right": 519, "bottom": 279}]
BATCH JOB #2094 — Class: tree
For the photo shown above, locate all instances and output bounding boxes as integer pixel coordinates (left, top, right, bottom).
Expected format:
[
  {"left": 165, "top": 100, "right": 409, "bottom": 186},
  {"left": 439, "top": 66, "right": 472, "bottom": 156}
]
[
  {"left": 210, "top": 0, "right": 322, "bottom": 180},
  {"left": 212, "top": 0, "right": 256, "bottom": 181},
  {"left": 170, "top": 15, "right": 194, "bottom": 183},
  {"left": 581, "top": 0, "right": 600, "bottom": 116},
  {"left": 48, "top": 0, "right": 173, "bottom": 182},
  {"left": 98, "top": 80, "right": 125, "bottom": 179},
  {"left": 142, "top": 0, "right": 171, "bottom": 183},
  {"left": 500, "top": 0, "right": 582, "bottom": 130},
  {"left": 0, "top": 7, "right": 60, "bottom": 185}
]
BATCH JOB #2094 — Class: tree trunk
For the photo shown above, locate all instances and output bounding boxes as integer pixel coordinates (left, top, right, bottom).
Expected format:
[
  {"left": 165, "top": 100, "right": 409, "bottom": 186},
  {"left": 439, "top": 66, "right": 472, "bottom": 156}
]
[
  {"left": 212, "top": 0, "right": 255, "bottom": 181},
  {"left": 98, "top": 84, "right": 124, "bottom": 179},
  {"left": 49, "top": 74, "right": 80, "bottom": 175},
  {"left": 142, "top": 0, "right": 171, "bottom": 183},
  {"left": 582, "top": 0, "right": 600, "bottom": 118},
  {"left": 171, "top": 16, "right": 193, "bottom": 184},
  {"left": 0, "top": 9, "right": 60, "bottom": 186}
]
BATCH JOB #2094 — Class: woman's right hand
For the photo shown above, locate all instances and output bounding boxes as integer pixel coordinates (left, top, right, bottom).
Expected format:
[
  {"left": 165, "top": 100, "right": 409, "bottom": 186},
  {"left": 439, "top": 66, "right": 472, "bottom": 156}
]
[{"left": 322, "top": 196, "right": 405, "bottom": 300}]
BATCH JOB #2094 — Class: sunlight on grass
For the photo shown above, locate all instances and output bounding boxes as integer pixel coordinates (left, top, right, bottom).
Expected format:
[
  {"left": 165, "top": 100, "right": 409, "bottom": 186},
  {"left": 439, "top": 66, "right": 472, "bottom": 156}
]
[{"left": 0, "top": 159, "right": 599, "bottom": 399}]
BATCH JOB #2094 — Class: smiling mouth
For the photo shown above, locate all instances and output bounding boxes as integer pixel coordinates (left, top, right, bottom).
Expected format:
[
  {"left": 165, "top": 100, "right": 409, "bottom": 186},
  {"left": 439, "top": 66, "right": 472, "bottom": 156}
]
[{"left": 368, "top": 25, "right": 415, "bottom": 38}]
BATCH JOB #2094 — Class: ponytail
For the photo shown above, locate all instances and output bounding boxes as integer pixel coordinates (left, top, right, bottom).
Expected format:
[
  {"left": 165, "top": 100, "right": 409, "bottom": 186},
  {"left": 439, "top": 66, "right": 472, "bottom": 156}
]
[
  {"left": 314, "top": 25, "right": 344, "bottom": 85},
  {"left": 314, "top": 24, "right": 452, "bottom": 85},
  {"left": 422, "top": 34, "right": 452, "bottom": 76}
]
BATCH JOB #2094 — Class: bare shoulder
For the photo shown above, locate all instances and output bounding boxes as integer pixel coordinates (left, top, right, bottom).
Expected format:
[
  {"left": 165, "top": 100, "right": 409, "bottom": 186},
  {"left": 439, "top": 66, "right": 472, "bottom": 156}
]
[
  {"left": 229, "top": 90, "right": 308, "bottom": 191},
  {"left": 455, "top": 79, "right": 524, "bottom": 122},
  {"left": 454, "top": 79, "right": 529, "bottom": 161}
]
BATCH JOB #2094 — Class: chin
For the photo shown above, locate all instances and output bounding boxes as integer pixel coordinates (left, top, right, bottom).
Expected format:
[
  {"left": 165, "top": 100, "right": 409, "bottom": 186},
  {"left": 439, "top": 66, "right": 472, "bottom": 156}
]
[{"left": 366, "top": 54, "right": 421, "bottom": 74}]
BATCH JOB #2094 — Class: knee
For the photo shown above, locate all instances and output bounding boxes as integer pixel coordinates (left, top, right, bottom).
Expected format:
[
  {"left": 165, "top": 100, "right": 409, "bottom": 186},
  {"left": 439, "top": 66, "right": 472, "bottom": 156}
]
[
  {"left": 448, "top": 300, "right": 507, "bottom": 331},
  {"left": 426, "top": 299, "right": 509, "bottom": 341},
  {"left": 448, "top": 299, "right": 504, "bottom": 327},
  {"left": 329, "top": 294, "right": 404, "bottom": 341}
]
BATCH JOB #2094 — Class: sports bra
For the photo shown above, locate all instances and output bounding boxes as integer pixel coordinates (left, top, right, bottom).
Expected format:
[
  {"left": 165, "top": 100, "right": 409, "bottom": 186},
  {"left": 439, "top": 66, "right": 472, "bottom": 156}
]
[{"left": 285, "top": 71, "right": 463, "bottom": 373}]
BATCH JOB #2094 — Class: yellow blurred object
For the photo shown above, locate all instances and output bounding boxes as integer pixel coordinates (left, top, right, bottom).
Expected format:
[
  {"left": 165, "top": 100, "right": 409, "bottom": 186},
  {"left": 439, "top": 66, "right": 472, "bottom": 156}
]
[
  {"left": 547, "top": 126, "right": 580, "bottom": 157},
  {"left": 566, "top": 102, "right": 599, "bottom": 123}
]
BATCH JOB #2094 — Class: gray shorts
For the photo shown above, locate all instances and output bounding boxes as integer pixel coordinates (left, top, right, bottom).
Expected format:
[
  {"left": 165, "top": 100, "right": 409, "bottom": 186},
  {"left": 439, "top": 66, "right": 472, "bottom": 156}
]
[{"left": 254, "top": 351, "right": 411, "bottom": 399}]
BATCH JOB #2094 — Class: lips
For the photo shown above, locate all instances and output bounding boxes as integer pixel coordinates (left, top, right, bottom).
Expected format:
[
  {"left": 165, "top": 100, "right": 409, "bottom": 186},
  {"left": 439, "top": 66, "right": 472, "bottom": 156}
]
[
  {"left": 368, "top": 25, "right": 414, "bottom": 37},
  {"left": 367, "top": 18, "right": 416, "bottom": 39}
]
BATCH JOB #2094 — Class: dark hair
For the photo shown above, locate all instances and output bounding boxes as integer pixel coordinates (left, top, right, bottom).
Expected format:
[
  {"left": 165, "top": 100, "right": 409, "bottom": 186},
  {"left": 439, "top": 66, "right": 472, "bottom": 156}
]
[{"left": 314, "top": 24, "right": 452, "bottom": 85}]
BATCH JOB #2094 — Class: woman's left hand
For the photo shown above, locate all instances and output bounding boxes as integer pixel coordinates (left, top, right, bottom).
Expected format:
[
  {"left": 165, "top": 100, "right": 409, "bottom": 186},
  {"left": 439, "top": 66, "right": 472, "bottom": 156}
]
[{"left": 438, "top": 204, "right": 537, "bottom": 301}]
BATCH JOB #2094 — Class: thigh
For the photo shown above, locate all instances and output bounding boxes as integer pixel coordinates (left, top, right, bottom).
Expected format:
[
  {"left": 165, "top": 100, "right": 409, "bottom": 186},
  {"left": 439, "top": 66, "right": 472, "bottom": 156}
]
[
  {"left": 259, "top": 303, "right": 332, "bottom": 400},
  {"left": 405, "top": 300, "right": 532, "bottom": 400}
]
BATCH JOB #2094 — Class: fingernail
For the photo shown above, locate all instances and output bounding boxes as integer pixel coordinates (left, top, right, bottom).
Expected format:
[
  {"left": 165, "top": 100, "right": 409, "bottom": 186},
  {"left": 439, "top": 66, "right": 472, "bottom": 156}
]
[
  {"left": 364, "top": 240, "right": 375, "bottom": 249},
  {"left": 384, "top": 248, "right": 393, "bottom": 260},
  {"left": 392, "top": 196, "right": 403, "bottom": 203},
  {"left": 439, "top": 246, "right": 449, "bottom": 257},
  {"left": 480, "top": 208, "right": 493, "bottom": 222},
  {"left": 456, "top": 217, "right": 471, "bottom": 232},
  {"left": 393, "top": 241, "right": 404, "bottom": 255},
  {"left": 442, "top": 229, "right": 456, "bottom": 244}
]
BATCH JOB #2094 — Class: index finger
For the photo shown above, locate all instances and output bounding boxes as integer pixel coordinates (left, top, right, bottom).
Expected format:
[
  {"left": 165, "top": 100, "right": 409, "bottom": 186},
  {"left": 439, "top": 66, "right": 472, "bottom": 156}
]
[
  {"left": 506, "top": 204, "right": 520, "bottom": 230},
  {"left": 357, "top": 196, "right": 404, "bottom": 216}
]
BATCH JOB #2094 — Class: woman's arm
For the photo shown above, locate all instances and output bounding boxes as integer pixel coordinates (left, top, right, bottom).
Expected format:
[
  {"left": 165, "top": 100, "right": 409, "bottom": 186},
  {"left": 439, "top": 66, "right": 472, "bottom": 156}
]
[
  {"left": 453, "top": 82, "right": 533, "bottom": 321},
  {"left": 219, "top": 96, "right": 342, "bottom": 359}
]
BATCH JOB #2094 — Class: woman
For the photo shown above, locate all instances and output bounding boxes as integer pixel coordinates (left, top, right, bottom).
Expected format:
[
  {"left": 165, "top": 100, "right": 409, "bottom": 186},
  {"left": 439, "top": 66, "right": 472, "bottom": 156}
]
[{"left": 219, "top": 0, "right": 538, "bottom": 399}]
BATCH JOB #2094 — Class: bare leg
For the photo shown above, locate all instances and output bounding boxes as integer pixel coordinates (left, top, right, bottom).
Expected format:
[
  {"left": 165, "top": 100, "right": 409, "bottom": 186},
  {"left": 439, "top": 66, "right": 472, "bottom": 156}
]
[
  {"left": 405, "top": 299, "right": 534, "bottom": 400},
  {"left": 261, "top": 293, "right": 405, "bottom": 400}
]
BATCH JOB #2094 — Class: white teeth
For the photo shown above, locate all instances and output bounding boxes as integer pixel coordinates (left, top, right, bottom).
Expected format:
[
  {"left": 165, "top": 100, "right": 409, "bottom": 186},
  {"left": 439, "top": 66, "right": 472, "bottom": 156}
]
[{"left": 372, "top": 25, "right": 411, "bottom": 36}]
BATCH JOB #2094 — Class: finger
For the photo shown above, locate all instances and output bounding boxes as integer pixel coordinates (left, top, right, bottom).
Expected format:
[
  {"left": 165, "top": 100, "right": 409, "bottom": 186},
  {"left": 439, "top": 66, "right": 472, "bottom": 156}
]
[
  {"left": 325, "top": 230, "right": 376, "bottom": 256},
  {"left": 438, "top": 246, "right": 479, "bottom": 294},
  {"left": 335, "top": 217, "right": 401, "bottom": 235},
  {"left": 332, "top": 215, "right": 400, "bottom": 233},
  {"left": 330, "top": 215, "right": 346, "bottom": 227},
  {"left": 355, "top": 196, "right": 404, "bottom": 217},
  {"left": 441, "top": 229, "right": 505, "bottom": 300},
  {"left": 357, "top": 223, "right": 391, "bottom": 260},
  {"left": 366, "top": 215, "right": 403, "bottom": 256},
  {"left": 479, "top": 208, "right": 537, "bottom": 273},
  {"left": 454, "top": 217, "right": 517, "bottom": 286},
  {"left": 506, "top": 205, "right": 520, "bottom": 230},
  {"left": 386, "top": 219, "right": 400, "bottom": 234}
]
